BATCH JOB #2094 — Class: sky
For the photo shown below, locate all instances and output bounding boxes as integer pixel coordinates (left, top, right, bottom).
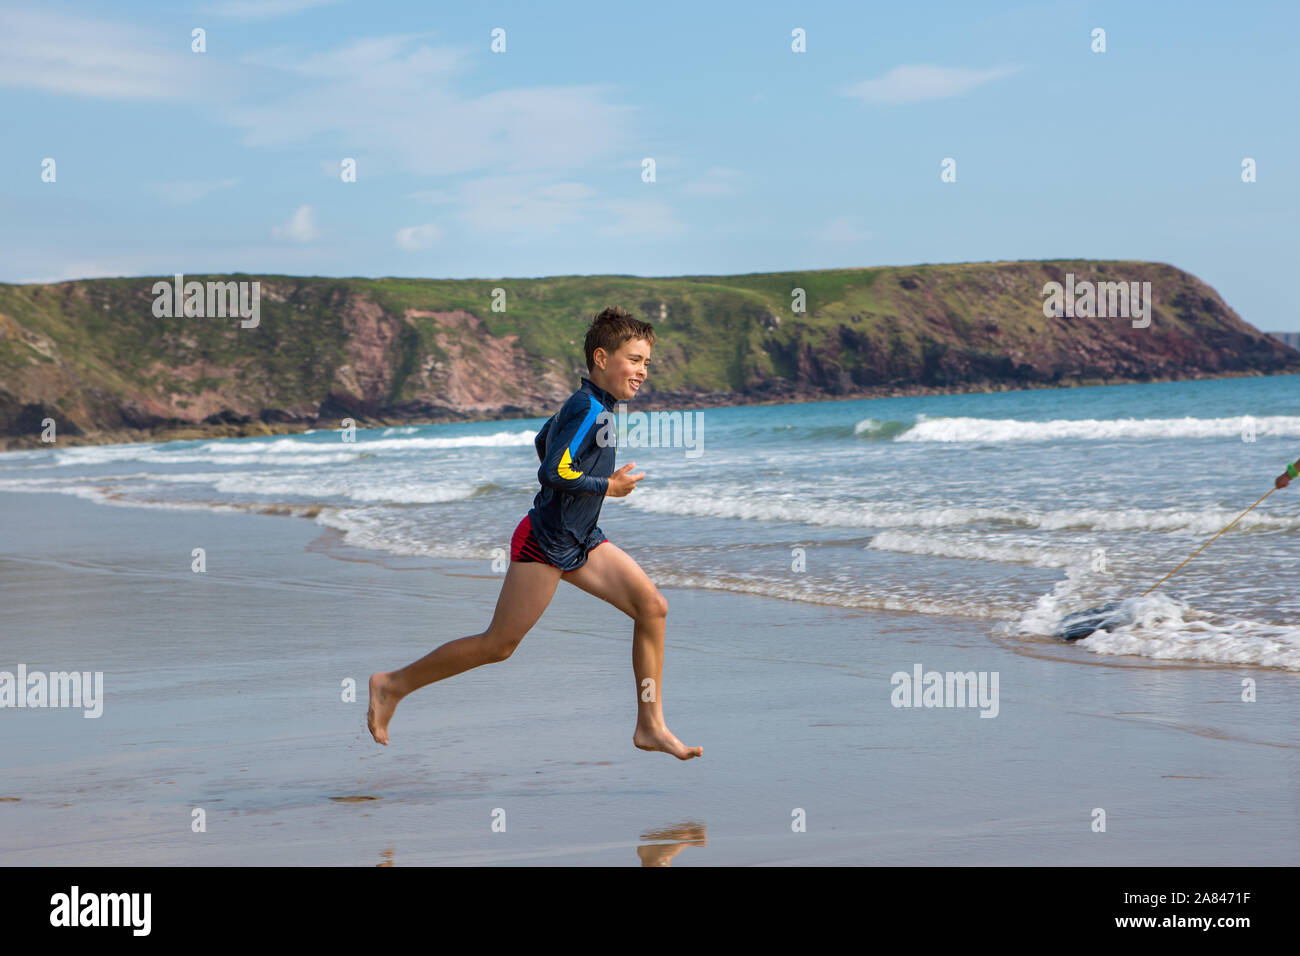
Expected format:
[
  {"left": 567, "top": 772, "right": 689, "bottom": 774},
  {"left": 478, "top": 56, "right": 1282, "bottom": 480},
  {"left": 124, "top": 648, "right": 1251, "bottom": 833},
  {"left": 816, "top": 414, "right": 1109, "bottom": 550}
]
[{"left": 1, "top": 0, "right": 1298, "bottom": 329}]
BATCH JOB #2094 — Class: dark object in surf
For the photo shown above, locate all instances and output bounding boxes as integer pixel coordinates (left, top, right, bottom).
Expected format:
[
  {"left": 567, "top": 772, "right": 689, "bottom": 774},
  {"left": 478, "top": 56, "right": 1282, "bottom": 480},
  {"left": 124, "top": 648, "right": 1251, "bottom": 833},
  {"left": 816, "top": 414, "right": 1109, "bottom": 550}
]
[
  {"left": 1053, "top": 483, "right": 1279, "bottom": 643},
  {"left": 1055, "top": 601, "right": 1132, "bottom": 641}
]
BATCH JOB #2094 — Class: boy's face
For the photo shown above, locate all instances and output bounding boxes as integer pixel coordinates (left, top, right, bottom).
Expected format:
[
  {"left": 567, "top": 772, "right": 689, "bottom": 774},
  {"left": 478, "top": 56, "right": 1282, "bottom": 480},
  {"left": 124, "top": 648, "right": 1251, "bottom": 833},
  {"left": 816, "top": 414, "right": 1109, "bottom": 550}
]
[{"left": 594, "top": 337, "right": 652, "bottom": 401}]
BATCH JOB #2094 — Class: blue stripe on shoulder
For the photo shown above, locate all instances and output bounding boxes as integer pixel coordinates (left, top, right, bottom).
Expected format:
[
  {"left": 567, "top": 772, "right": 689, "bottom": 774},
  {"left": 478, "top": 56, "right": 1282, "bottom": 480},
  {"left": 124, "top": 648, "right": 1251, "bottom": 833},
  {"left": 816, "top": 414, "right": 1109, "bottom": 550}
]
[{"left": 567, "top": 395, "right": 603, "bottom": 458}]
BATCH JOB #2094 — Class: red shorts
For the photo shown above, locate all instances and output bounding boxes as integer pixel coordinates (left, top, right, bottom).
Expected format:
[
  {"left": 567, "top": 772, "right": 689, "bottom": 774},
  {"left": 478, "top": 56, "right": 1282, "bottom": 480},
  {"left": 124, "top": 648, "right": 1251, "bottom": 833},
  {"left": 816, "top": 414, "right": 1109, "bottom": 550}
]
[{"left": 509, "top": 514, "right": 607, "bottom": 572}]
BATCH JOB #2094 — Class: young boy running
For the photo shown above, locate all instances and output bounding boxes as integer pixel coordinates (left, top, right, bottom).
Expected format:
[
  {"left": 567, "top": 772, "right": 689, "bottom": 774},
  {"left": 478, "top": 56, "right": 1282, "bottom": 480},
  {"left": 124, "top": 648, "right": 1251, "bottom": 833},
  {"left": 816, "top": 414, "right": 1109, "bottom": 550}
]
[{"left": 367, "top": 307, "right": 702, "bottom": 760}]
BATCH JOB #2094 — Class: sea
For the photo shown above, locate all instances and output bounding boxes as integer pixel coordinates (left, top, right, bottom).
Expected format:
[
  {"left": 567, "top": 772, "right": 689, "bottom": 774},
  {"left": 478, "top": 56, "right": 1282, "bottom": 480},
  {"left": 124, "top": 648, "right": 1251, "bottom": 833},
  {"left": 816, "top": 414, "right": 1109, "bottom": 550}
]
[{"left": 3, "top": 373, "right": 1299, "bottom": 670}]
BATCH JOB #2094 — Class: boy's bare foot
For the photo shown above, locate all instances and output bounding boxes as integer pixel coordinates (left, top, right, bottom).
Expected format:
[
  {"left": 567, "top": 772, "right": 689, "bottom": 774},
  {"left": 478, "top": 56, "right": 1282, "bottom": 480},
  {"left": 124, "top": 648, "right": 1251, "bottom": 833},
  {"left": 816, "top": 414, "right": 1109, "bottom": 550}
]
[
  {"left": 367, "top": 672, "right": 399, "bottom": 746},
  {"left": 633, "top": 722, "right": 702, "bottom": 760},
  {"left": 637, "top": 842, "right": 700, "bottom": 866}
]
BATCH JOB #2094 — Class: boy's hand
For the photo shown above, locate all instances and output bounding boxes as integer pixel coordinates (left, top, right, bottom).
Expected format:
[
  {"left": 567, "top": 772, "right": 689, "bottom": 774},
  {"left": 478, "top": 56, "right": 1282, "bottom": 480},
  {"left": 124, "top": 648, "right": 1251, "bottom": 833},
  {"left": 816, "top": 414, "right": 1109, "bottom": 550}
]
[
  {"left": 1277, "top": 473, "right": 1292, "bottom": 490},
  {"left": 606, "top": 462, "right": 645, "bottom": 497}
]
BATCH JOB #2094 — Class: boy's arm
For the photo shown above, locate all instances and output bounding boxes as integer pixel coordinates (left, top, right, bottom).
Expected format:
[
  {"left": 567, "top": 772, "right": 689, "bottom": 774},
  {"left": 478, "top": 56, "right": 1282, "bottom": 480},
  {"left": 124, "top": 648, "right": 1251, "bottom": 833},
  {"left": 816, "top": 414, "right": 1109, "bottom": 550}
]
[
  {"left": 534, "top": 415, "right": 555, "bottom": 463},
  {"left": 537, "top": 395, "right": 609, "bottom": 496}
]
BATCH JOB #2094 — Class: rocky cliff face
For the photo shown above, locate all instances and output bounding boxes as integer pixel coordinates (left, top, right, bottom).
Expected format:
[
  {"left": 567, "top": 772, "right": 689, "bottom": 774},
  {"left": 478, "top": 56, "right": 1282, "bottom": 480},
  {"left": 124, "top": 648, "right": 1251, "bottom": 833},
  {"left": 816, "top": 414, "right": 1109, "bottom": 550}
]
[{"left": 1, "top": 261, "right": 1296, "bottom": 447}]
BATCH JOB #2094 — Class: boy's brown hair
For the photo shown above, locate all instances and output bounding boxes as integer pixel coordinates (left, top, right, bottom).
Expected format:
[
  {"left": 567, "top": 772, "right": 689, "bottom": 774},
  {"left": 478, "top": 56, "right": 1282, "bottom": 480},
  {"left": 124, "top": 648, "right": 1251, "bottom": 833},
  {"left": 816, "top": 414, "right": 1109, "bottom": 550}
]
[{"left": 583, "top": 306, "right": 655, "bottom": 373}]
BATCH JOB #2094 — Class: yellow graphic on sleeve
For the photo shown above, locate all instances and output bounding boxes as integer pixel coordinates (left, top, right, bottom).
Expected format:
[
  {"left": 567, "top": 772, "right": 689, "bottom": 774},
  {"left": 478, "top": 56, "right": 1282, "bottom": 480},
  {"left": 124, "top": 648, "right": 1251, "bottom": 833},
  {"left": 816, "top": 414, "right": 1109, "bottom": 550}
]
[{"left": 557, "top": 448, "right": 583, "bottom": 479}]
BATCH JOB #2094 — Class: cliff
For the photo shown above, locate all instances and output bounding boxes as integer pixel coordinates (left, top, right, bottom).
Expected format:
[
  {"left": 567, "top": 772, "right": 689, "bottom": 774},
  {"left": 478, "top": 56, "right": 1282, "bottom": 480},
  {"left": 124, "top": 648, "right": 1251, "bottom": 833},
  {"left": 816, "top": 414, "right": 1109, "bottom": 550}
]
[{"left": 2, "top": 259, "right": 1297, "bottom": 448}]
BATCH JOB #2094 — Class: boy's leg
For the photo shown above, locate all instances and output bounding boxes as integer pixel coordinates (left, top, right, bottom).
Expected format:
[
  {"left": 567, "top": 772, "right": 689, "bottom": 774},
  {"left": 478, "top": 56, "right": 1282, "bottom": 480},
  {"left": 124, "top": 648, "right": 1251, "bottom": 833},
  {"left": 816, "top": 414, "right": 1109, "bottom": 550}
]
[
  {"left": 562, "top": 542, "right": 702, "bottom": 760},
  {"left": 367, "top": 559, "right": 562, "bottom": 745}
]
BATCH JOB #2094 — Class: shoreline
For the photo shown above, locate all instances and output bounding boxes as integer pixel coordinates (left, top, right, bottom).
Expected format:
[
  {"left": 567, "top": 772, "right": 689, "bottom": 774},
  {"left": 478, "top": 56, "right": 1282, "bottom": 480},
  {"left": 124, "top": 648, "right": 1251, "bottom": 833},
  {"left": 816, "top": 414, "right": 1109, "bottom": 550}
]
[
  {"left": 0, "top": 366, "right": 1288, "bottom": 452},
  {"left": 2, "top": 489, "right": 1298, "bottom": 865},
  {"left": 3, "top": 482, "right": 1289, "bottom": 676}
]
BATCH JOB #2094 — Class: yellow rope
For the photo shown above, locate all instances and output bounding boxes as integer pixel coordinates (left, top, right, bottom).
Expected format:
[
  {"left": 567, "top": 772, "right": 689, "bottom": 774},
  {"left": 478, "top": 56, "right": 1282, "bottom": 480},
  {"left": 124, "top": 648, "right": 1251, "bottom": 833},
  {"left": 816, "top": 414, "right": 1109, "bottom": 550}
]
[{"left": 1139, "top": 486, "right": 1277, "bottom": 597}]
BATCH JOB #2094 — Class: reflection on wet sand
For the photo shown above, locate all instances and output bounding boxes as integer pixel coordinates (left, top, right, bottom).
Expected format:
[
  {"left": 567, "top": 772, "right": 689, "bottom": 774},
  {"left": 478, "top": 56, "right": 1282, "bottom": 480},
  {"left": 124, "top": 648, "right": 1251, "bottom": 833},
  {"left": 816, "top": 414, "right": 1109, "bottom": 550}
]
[{"left": 637, "top": 821, "right": 706, "bottom": 867}]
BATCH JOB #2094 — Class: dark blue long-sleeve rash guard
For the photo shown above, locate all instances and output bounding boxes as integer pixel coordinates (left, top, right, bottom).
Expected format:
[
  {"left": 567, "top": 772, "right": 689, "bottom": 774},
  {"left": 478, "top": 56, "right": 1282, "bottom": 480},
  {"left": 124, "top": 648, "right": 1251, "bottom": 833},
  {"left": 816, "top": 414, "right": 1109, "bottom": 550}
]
[{"left": 527, "top": 376, "right": 619, "bottom": 571}]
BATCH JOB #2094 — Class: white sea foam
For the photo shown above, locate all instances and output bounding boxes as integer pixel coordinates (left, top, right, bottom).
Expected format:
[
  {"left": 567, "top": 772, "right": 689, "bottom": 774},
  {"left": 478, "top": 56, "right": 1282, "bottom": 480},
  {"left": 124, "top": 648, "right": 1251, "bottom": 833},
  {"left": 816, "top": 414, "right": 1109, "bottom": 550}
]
[
  {"left": 1078, "top": 615, "right": 1300, "bottom": 669},
  {"left": 1006, "top": 570, "right": 1300, "bottom": 669},
  {"left": 0, "top": 477, "right": 256, "bottom": 514},
  {"left": 626, "top": 489, "right": 1300, "bottom": 534},
  {"left": 52, "top": 445, "right": 163, "bottom": 465},
  {"left": 0, "top": 470, "right": 489, "bottom": 509},
  {"left": 0, "top": 449, "right": 49, "bottom": 462},
  {"left": 852, "top": 418, "right": 907, "bottom": 438},
  {"left": 1007, "top": 564, "right": 1135, "bottom": 640},
  {"left": 47, "top": 429, "right": 537, "bottom": 467},
  {"left": 313, "top": 508, "right": 436, "bottom": 556},
  {"left": 127, "top": 471, "right": 488, "bottom": 504},
  {"left": 0, "top": 479, "right": 118, "bottom": 504},
  {"left": 645, "top": 568, "right": 1020, "bottom": 619},
  {"left": 166, "top": 452, "right": 362, "bottom": 466},
  {"left": 52, "top": 447, "right": 364, "bottom": 466},
  {"left": 195, "top": 431, "right": 535, "bottom": 455},
  {"left": 312, "top": 507, "right": 493, "bottom": 560},
  {"left": 219, "top": 474, "right": 485, "bottom": 503},
  {"left": 868, "top": 530, "right": 1083, "bottom": 568},
  {"left": 895, "top": 414, "right": 1300, "bottom": 443}
]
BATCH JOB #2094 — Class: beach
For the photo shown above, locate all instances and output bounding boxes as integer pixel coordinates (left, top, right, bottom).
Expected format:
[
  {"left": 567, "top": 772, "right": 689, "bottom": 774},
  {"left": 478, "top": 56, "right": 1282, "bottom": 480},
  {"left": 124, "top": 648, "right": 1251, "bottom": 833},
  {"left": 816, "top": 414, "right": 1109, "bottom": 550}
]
[
  {"left": 2, "top": 489, "right": 1296, "bottom": 866},
  {"left": 6, "top": 0, "right": 1300, "bottom": 877}
]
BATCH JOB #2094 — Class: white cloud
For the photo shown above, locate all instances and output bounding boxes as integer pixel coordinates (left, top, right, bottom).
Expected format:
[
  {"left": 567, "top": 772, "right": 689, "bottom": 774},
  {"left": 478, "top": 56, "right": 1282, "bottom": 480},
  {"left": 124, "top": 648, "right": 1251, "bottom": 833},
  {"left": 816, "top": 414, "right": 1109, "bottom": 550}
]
[
  {"left": 594, "top": 200, "right": 687, "bottom": 239},
  {"left": 2, "top": 15, "right": 685, "bottom": 260},
  {"left": 154, "top": 178, "right": 241, "bottom": 205},
  {"left": 220, "top": 35, "right": 639, "bottom": 177},
  {"left": 451, "top": 175, "right": 594, "bottom": 234},
  {"left": 395, "top": 224, "right": 442, "bottom": 251},
  {"left": 1, "top": 17, "right": 651, "bottom": 226},
  {"left": 201, "top": 0, "right": 344, "bottom": 21},
  {"left": 435, "top": 176, "right": 686, "bottom": 239},
  {"left": 272, "top": 205, "right": 319, "bottom": 241},
  {"left": 817, "top": 217, "right": 875, "bottom": 243},
  {"left": 0, "top": 4, "right": 206, "bottom": 100},
  {"left": 842, "top": 64, "right": 1020, "bottom": 104},
  {"left": 0, "top": 16, "right": 640, "bottom": 186},
  {"left": 410, "top": 176, "right": 685, "bottom": 240}
]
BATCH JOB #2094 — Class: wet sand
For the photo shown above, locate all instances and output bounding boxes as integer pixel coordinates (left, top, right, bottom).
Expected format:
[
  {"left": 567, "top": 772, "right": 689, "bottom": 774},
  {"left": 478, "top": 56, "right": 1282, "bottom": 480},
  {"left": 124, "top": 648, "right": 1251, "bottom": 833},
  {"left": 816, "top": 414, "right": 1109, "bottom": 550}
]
[{"left": 1, "top": 491, "right": 1297, "bottom": 865}]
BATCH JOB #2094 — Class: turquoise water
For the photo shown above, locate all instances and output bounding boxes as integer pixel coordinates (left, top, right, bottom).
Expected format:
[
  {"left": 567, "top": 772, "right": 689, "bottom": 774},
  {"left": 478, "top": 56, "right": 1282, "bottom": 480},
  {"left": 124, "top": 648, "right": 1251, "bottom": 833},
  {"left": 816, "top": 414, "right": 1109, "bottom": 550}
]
[{"left": 5, "top": 373, "right": 1300, "bottom": 668}]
